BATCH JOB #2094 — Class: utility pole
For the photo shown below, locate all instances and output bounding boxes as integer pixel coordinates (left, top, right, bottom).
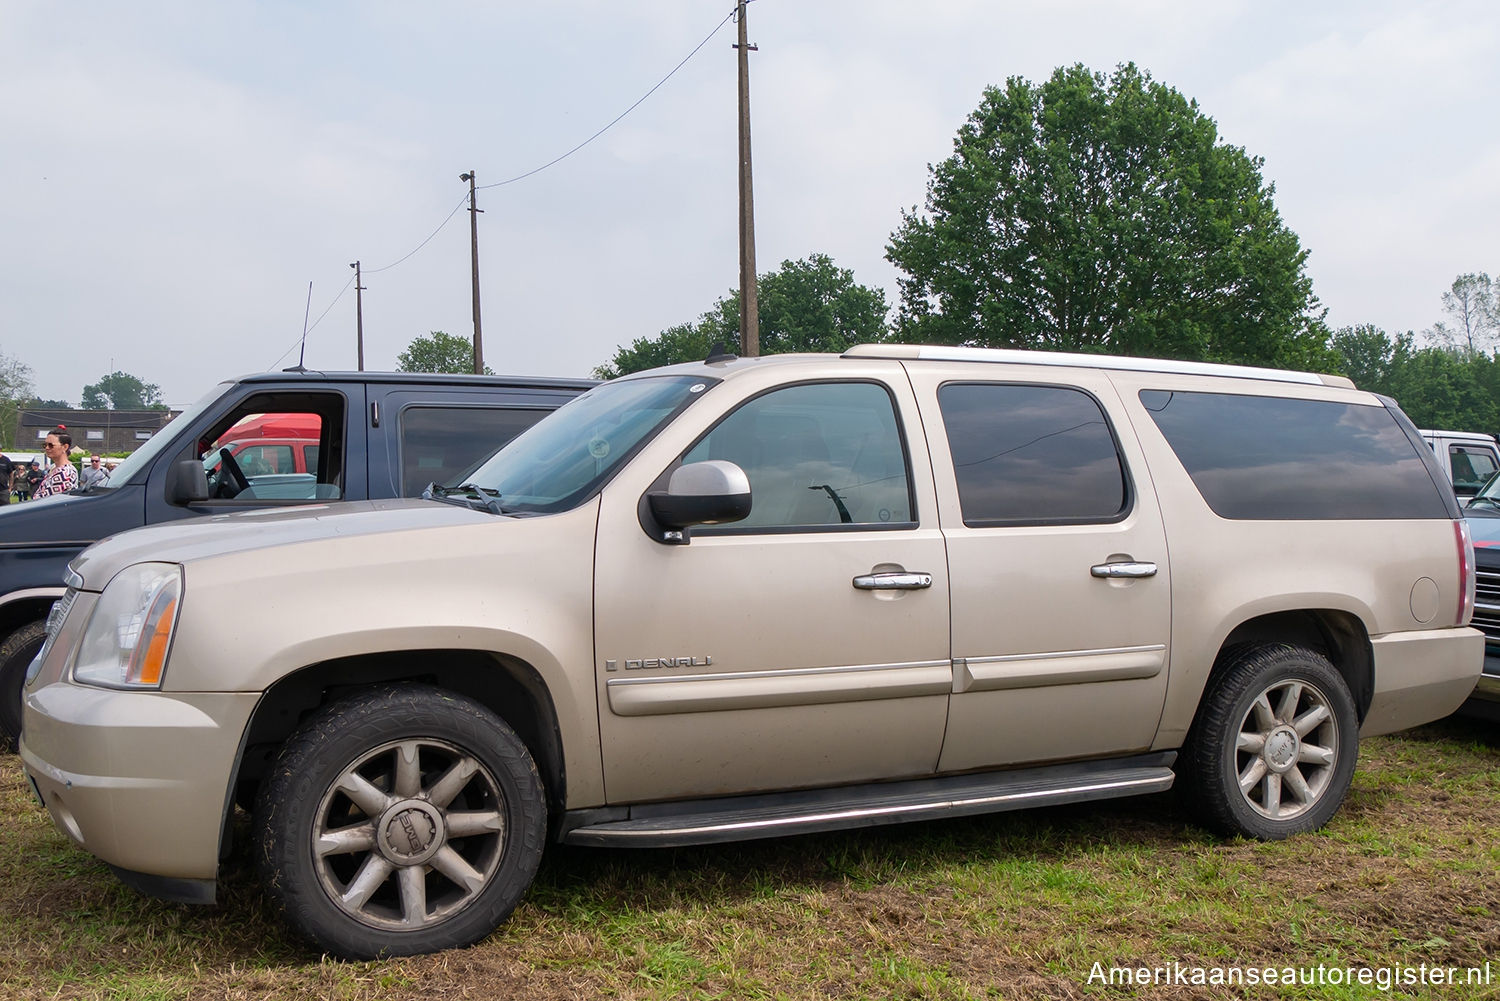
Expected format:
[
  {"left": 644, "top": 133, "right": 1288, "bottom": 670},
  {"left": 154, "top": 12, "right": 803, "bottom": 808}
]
[
  {"left": 349, "top": 261, "right": 365, "bottom": 371},
  {"left": 735, "top": 0, "right": 759, "bottom": 356},
  {"left": 459, "top": 171, "right": 485, "bottom": 374}
]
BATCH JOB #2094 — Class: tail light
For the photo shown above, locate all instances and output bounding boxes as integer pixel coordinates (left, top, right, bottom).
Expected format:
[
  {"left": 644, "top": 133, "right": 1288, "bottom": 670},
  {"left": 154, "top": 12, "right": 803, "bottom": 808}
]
[{"left": 1456, "top": 519, "right": 1476, "bottom": 626}]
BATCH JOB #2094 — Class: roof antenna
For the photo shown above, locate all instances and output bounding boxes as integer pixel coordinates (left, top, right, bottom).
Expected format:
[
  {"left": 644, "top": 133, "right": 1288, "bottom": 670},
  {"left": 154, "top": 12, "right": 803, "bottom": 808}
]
[
  {"left": 705, "top": 341, "right": 738, "bottom": 364},
  {"left": 287, "top": 281, "right": 312, "bottom": 373}
]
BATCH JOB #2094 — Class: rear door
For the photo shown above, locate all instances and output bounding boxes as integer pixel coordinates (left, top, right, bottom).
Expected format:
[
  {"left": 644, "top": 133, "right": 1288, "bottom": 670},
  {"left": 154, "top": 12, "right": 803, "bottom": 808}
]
[{"left": 904, "top": 364, "right": 1173, "bottom": 772}]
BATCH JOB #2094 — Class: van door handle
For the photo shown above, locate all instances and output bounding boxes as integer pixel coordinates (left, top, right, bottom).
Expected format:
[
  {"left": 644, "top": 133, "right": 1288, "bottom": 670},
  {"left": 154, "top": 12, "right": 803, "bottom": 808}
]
[
  {"left": 853, "top": 571, "right": 933, "bottom": 590},
  {"left": 1091, "top": 562, "right": 1158, "bottom": 579}
]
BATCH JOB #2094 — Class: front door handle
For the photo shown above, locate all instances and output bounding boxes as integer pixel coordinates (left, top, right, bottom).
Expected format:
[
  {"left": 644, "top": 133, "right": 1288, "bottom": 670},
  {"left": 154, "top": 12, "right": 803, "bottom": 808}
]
[
  {"left": 1091, "top": 561, "right": 1158, "bottom": 579},
  {"left": 853, "top": 571, "right": 933, "bottom": 590}
]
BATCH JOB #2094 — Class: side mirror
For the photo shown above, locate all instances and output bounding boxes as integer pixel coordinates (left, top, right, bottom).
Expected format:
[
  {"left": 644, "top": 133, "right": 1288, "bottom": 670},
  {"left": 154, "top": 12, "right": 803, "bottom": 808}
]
[
  {"left": 646, "top": 460, "right": 752, "bottom": 543},
  {"left": 166, "top": 459, "right": 210, "bottom": 505}
]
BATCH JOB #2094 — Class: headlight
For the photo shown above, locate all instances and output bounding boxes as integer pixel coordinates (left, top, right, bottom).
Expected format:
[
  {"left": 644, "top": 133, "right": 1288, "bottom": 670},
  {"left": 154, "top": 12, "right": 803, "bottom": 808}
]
[{"left": 73, "top": 563, "right": 183, "bottom": 690}]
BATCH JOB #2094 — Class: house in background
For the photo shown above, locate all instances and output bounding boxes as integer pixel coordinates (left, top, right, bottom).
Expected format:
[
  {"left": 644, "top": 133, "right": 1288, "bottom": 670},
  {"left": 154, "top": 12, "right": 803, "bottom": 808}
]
[{"left": 18, "top": 408, "right": 179, "bottom": 454}]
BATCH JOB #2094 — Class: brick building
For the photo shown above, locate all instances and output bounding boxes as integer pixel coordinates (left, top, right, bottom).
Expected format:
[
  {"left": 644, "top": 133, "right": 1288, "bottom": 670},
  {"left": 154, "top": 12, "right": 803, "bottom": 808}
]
[{"left": 18, "top": 408, "right": 179, "bottom": 454}]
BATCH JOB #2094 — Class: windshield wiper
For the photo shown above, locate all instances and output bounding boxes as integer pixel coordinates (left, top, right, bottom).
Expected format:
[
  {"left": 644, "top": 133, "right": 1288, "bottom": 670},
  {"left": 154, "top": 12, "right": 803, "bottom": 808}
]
[{"left": 421, "top": 482, "right": 506, "bottom": 514}]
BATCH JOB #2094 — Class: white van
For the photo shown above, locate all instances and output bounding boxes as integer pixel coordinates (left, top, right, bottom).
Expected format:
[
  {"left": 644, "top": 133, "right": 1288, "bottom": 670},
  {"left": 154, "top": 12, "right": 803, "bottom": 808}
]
[{"left": 1420, "top": 430, "right": 1500, "bottom": 503}]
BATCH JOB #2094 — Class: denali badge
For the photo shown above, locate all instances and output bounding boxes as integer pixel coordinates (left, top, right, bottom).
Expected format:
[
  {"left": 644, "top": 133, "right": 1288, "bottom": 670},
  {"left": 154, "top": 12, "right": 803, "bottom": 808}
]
[{"left": 605, "top": 656, "right": 713, "bottom": 672}]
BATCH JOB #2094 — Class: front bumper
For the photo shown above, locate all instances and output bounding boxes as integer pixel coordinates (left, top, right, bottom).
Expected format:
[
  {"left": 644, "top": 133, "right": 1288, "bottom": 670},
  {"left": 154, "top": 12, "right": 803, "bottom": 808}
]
[
  {"left": 20, "top": 680, "right": 258, "bottom": 886},
  {"left": 1360, "top": 627, "right": 1483, "bottom": 736}
]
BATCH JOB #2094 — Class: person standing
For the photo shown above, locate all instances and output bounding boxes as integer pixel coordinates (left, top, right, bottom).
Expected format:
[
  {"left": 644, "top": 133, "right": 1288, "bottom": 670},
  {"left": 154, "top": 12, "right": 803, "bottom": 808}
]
[
  {"left": 78, "top": 454, "right": 110, "bottom": 491},
  {"left": 24, "top": 462, "right": 42, "bottom": 500},
  {"left": 0, "top": 452, "right": 12, "bottom": 504},
  {"left": 34, "top": 429, "right": 78, "bottom": 499}
]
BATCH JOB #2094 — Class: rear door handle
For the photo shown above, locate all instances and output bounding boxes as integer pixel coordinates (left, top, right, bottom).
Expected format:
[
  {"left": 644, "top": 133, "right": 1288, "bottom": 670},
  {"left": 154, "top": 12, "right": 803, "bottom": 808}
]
[
  {"left": 853, "top": 571, "right": 933, "bottom": 590},
  {"left": 1091, "top": 561, "right": 1158, "bottom": 579}
]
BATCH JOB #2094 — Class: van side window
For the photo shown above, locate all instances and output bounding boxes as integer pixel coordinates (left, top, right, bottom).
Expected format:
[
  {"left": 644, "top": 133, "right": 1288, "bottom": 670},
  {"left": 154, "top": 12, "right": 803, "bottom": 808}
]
[
  {"left": 399, "top": 407, "right": 551, "bottom": 495},
  {"left": 1450, "top": 445, "right": 1497, "bottom": 493},
  {"left": 1140, "top": 389, "right": 1450, "bottom": 520},
  {"left": 938, "top": 383, "right": 1128, "bottom": 526},
  {"left": 683, "top": 382, "right": 913, "bottom": 531}
]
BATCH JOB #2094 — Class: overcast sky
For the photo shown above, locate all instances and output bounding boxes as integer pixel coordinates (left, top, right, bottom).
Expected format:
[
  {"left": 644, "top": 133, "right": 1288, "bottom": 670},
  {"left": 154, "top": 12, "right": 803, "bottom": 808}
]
[{"left": 2, "top": 0, "right": 1496, "bottom": 407}]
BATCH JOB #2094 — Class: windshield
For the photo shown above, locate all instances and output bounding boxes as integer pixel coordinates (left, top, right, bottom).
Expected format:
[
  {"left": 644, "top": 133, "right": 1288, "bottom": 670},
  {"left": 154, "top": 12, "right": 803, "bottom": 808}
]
[
  {"left": 454, "top": 375, "right": 714, "bottom": 514},
  {"left": 105, "top": 382, "right": 231, "bottom": 486},
  {"left": 1471, "top": 470, "right": 1500, "bottom": 507}
]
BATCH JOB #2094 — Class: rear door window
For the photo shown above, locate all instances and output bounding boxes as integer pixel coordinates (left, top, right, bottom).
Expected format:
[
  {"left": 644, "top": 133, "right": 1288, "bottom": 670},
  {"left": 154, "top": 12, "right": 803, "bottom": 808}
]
[{"left": 937, "top": 383, "right": 1129, "bottom": 526}]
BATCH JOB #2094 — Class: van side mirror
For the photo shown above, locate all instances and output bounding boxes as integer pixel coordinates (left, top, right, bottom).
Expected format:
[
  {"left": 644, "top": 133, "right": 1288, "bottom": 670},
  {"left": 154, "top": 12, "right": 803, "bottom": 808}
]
[
  {"left": 646, "top": 460, "right": 752, "bottom": 544},
  {"left": 166, "top": 459, "right": 210, "bottom": 505}
]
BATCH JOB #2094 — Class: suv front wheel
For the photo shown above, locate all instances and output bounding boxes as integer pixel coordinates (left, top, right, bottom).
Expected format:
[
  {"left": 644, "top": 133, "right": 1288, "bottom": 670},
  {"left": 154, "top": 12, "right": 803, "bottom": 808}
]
[
  {"left": 1182, "top": 644, "right": 1358, "bottom": 840},
  {"left": 254, "top": 685, "right": 547, "bottom": 959}
]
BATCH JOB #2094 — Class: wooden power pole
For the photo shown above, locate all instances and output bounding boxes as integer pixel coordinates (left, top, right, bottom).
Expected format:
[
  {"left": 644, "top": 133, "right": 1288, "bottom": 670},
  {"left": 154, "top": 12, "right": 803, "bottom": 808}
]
[
  {"left": 459, "top": 170, "right": 485, "bottom": 373},
  {"left": 735, "top": 0, "right": 759, "bottom": 356},
  {"left": 350, "top": 260, "right": 365, "bottom": 371}
]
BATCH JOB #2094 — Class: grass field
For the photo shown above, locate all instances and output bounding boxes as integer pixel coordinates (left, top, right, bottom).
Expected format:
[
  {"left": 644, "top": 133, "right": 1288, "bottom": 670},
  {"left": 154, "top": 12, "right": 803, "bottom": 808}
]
[{"left": 2, "top": 717, "right": 1497, "bottom": 1000}]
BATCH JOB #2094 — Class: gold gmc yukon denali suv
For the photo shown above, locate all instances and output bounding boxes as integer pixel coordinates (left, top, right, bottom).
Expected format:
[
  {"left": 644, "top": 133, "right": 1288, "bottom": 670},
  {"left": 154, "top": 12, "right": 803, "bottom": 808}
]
[{"left": 20, "top": 346, "right": 1483, "bottom": 958}]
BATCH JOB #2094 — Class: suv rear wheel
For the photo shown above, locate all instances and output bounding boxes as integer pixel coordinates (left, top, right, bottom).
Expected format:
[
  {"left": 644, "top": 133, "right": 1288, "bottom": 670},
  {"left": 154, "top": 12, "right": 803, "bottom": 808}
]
[
  {"left": 1182, "top": 644, "right": 1358, "bottom": 840},
  {"left": 254, "top": 685, "right": 546, "bottom": 958}
]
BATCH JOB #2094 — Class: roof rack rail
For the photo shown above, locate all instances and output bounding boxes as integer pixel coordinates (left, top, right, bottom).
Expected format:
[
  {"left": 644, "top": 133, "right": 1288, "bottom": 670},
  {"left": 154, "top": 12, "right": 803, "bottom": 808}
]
[{"left": 841, "top": 344, "right": 1351, "bottom": 388}]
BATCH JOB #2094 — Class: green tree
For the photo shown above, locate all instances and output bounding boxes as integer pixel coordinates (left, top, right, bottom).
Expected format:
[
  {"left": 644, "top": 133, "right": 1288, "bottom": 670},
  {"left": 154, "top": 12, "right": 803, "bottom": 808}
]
[
  {"left": 887, "top": 63, "right": 1330, "bottom": 370},
  {"left": 1330, "top": 323, "right": 1500, "bottom": 432},
  {"left": 80, "top": 370, "right": 165, "bottom": 410},
  {"left": 1329, "top": 324, "right": 1413, "bottom": 394},
  {"left": 1430, "top": 272, "right": 1496, "bottom": 356},
  {"left": 396, "top": 331, "right": 493, "bottom": 375},
  {"left": 595, "top": 254, "right": 889, "bottom": 378},
  {"left": 1, "top": 348, "right": 37, "bottom": 447}
]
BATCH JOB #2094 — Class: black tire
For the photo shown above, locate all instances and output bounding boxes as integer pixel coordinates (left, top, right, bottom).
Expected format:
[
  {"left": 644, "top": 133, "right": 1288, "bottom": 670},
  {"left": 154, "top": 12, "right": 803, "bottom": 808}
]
[
  {"left": 254, "top": 685, "right": 547, "bottom": 959},
  {"left": 0, "top": 620, "right": 47, "bottom": 752},
  {"left": 1181, "top": 644, "right": 1358, "bottom": 840}
]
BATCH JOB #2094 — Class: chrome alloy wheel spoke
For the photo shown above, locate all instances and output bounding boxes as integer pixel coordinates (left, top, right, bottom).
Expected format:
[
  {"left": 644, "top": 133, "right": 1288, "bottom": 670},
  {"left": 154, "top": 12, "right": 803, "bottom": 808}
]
[
  {"left": 312, "top": 738, "right": 507, "bottom": 932},
  {"left": 1235, "top": 678, "right": 1338, "bottom": 822}
]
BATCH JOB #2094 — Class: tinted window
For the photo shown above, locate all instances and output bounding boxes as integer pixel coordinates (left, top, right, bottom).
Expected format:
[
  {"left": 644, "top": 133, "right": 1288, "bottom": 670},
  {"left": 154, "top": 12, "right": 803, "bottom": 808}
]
[
  {"left": 938, "top": 383, "right": 1127, "bottom": 525},
  {"left": 400, "top": 407, "right": 549, "bottom": 495},
  {"left": 684, "top": 382, "right": 913, "bottom": 531},
  {"left": 1140, "top": 390, "right": 1448, "bottom": 520},
  {"left": 1450, "top": 445, "right": 1497, "bottom": 494}
]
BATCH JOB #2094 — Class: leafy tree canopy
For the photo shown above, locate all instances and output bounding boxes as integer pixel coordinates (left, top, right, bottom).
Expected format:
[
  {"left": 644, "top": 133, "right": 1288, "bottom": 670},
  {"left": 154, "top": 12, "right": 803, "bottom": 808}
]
[
  {"left": 595, "top": 254, "right": 889, "bottom": 379},
  {"left": 1329, "top": 324, "right": 1500, "bottom": 432},
  {"left": 396, "top": 330, "right": 493, "bottom": 375},
  {"left": 80, "top": 370, "right": 166, "bottom": 410},
  {"left": 887, "top": 63, "right": 1331, "bottom": 370}
]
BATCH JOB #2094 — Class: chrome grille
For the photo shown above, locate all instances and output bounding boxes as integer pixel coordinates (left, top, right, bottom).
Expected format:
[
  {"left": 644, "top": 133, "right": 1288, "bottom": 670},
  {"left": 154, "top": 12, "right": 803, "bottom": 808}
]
[
  {"left": 1474, "top": 571, "right": 1500, "bottom": 642},
  {"left": 28, "top": 588, "right": 78, "bottom": 684}
]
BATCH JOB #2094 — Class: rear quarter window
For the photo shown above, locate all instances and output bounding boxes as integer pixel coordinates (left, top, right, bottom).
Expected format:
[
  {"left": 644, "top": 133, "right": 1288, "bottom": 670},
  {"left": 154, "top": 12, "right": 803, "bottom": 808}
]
[{"left": 1139, "top": 389, "right": 1449, "bottom": 520}]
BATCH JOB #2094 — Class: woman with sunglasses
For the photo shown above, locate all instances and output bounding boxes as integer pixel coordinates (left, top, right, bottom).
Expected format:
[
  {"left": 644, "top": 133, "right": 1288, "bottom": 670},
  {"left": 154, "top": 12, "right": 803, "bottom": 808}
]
[{"left": 33, "top": 428, "right": 78, "bottom": 499}]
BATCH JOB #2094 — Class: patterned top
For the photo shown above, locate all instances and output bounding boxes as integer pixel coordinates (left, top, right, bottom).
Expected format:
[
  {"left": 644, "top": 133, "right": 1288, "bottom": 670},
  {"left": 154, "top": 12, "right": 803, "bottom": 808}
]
[{"left": 34, "top": 461, "right": 78, "bottom": 499}]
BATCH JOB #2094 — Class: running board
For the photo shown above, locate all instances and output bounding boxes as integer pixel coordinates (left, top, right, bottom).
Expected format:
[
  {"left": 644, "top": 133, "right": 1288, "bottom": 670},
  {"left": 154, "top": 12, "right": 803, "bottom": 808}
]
[{"left": 560, "top": 752, "right": 1176, "bottom": 847}]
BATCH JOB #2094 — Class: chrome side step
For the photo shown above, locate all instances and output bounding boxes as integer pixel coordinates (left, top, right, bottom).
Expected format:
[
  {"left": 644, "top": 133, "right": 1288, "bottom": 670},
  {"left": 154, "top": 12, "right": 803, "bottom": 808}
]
[{"left": 560, "top": 752, "right": 1176, "bottom": 848}]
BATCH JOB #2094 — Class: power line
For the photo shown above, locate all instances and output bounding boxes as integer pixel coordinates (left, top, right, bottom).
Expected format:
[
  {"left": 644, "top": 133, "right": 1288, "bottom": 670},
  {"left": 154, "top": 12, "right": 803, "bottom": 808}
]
[
  {"left": 479, "top": 5, "right": 740, "bottom": 191},
  {"left": 271, "top": 3, "right": 744, "bottom": 374}
]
